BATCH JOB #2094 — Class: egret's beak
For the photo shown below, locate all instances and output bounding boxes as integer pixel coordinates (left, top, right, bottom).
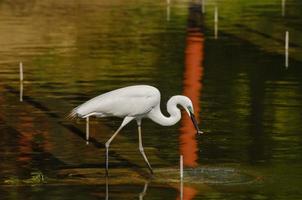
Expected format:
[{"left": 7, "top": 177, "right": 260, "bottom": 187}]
[{"left": 189, "top": 111, "right": 203, "bottom": 135}]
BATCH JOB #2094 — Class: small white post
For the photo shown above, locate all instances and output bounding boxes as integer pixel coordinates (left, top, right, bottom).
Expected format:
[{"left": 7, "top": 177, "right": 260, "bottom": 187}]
[
  {"left": 180, "top": 155, "right": 183, "bottom": 200},
  {"left": 167, "top": 0, "right": 170, "bottom": 21},
  {"left": 282, "top": 0, "right": 286, "bottom": 16},
  {"left": 202, "top": 0, "right": 205, "bottom": 14},
  {"left": 214, "top": 6, "right": 218, "bottom": 39},
  {"left": 19, "top": 62, "right": 23, "bottom": 82},
  {"left": 180, "top": 178, "right": 183, "bottom": 200},
  {"left": 19, "top": 62, "right": 23, "bottom": 102},
  {"left": 86, "top": 117, "right": 90, "bottom": 141},
  {"left": 20, "top": 81, "right": 23, "bottom": 102},
  {"left": 180, "top": 155, "right": 183, "bottom": 179},
  {"left": 285, "top": 31, "right": 289, "bottom": 68}
]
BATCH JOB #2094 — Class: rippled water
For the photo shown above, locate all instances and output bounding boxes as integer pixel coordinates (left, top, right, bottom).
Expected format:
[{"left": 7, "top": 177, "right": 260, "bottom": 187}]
[{"left": 1, "top": 0, "right": 302, "bottom": 199}]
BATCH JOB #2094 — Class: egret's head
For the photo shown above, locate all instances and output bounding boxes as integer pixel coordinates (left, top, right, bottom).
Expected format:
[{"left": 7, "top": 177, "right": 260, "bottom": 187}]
[{"left": 178, "top": 96, "right": 203, "bottom": 135}]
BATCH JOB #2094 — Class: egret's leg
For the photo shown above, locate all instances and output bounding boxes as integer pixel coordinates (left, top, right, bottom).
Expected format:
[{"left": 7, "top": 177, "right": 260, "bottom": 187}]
[
  {"left": 139, "top": 182, "right": 149, "bottom": 200},
  {"left": 105, "top": 117, "right": 133, "bottom": 175},
  {"left": 105, "top": 127, "right": 121, "bottom": 176},
  {"left": 137, "top": 122, "right": 154, "bottom": 174},
  {"left": 105, "top": 176, "right": 109, "bottom": 200}
]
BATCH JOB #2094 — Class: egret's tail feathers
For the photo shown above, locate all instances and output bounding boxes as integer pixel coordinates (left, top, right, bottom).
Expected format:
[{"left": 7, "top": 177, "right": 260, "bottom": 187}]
[{"left": 66, "top": 108, "right": 78, "bottom": 121}]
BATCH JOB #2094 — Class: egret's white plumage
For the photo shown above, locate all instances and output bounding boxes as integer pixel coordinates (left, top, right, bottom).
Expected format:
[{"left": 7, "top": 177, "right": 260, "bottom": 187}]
[
  {"left": 71, "top": 85, "right": 160, "bottom": 118},
  {"left": 70, "top": 85, "right": 202, "bottom": 175}
]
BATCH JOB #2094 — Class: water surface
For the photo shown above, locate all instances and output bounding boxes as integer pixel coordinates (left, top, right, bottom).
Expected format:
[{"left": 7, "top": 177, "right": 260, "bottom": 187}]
[{"left": 0, "top": 0, "right": 302, "bottom": 199}]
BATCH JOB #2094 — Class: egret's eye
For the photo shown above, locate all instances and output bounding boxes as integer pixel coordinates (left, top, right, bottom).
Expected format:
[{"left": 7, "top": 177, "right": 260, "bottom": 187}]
[{"left": 187, "top": 106, "right": 193, "bottom": 113}]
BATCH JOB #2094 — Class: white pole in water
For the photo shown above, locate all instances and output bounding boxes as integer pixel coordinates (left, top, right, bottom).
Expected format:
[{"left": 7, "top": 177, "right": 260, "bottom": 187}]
[
  {"left": 282, "top": 0, "right": 286, "bottom": 16},
  {"left": 201, "top": 0, "right": 205, "bottom": 14},
  {"left": 180, "top": 178, "right": 183, "bottom": 200},
  {"left": 167, "top": 0, "right": 170, "bottom": 21},
  {"left": 180, "top": 155, "right": 183, "bottom": 179},
  {"left": 285, "top": 31, "right": 289, "bottom": 68},
  {"left": 20, "top": 81, "right": 23, "bottom": 102},
  {"left": 214, "top": 6, "right": 218, "bottom": 39},
  {"left": 86, "top": 117, "right": 90, "bottom": 142},
  {"left": 180, "top": 155, "right": 183, "bottom": 200},
  {"left": 19, "top": 62, "right": 23, "bottom": 82},
  {"left": 19, "top": 62, "right": 23, "bottom": 102}
]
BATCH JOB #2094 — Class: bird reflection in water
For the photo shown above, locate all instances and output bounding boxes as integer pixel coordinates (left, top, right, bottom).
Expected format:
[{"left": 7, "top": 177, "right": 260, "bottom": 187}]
[
  {"left": 102, "top": 177, "right": 149, "bottom": 200},
  {"left": 139, "top": 181, "right": 149, "bottom": 200},
  {"left": 179, "top": 0, "right": 205, "bottom": 199}
]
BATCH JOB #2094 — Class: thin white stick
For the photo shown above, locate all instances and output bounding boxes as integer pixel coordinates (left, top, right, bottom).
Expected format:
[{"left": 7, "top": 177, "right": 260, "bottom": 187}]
[
  {"left": 20, "top": 81, "right": 23, "bottom": 102},
  {"left": 19, "top": 62, "right": 23, "bottom": 82},
  {"left": 180, "top": 155, "right": 183, "bottom": 200},
  {"left": 180, "top": 155, "right": 183, "bottom": 179},
  {"left": 19, "top": 62, "right": 23, "bottom": 102},
  {"left": 86, "top": 117, "right": 90, "bottom": 141},
  {"left": 285, "top": 31, "right": 289, "bottom": 68},
  {"left": 180, "top": 178, "right": 183, "bottom": 200},
  {"left": 282, "top": 0, "right": 286, "bottom": 16},
  {"left": 202, "top": 0, "right": 205, "bottom": 14},
  {"left": 214, "top": 6, "right": 218, "bottom": 39},
  {"left": 167, "top": 4, "right": 170, "bottom": 21}
]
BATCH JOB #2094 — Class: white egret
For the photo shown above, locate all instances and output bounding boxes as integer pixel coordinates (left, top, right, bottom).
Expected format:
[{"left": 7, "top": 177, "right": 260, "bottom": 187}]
[{"left": 70, "top": 85, "right": 203, "bottom": 175}]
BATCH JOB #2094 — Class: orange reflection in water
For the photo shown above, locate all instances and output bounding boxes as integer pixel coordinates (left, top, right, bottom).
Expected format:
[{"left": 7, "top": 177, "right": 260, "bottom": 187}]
[
  {"left": 180, "top": 28, "right": 204, "bottom": 167},
  {"left": 176, "top": 186, "right": 198, "bottom": 200},
  {"left": 178, "top": 2, "right": 204, "bottom": 199}
]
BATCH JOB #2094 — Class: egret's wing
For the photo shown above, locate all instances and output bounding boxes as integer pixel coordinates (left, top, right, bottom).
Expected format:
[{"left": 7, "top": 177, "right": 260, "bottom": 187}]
[
  {"left": 94, "top": 94, "right": 157, "bottom": 117},
  {"left": 72, "top": 85, "right": 160, "bottom": 118}
]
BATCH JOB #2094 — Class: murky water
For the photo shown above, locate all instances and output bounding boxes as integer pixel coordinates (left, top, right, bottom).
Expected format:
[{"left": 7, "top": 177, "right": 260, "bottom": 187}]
[{"left": 1, "top": 0, "right": 302, "bottom": 199}]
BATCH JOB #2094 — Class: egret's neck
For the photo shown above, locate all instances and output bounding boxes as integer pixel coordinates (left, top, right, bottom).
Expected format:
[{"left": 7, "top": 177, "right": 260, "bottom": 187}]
[{"left": 147, "top": 96, "right": 183, "bottom": 126}]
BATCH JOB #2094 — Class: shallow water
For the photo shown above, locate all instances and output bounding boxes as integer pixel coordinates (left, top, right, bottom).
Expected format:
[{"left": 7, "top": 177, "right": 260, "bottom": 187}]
[{"left": 0, "top": 0, "right": 302, "bottom": 199}]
